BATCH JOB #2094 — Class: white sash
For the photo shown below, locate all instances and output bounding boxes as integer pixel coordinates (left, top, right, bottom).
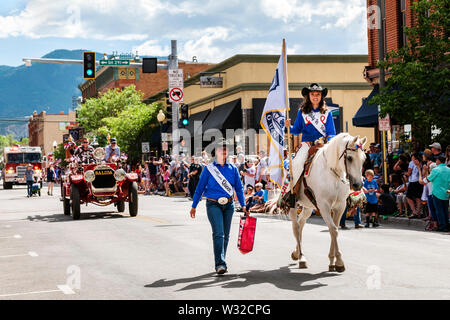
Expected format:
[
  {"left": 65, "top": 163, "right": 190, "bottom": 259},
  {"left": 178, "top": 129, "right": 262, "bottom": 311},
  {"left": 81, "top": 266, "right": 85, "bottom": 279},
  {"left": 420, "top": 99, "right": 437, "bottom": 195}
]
[
  {"left": 206, "top": 163, "right": 234, "bottom": 197},
  {"left": 302, "top": 110, "right": 329, "bottom": 137}
]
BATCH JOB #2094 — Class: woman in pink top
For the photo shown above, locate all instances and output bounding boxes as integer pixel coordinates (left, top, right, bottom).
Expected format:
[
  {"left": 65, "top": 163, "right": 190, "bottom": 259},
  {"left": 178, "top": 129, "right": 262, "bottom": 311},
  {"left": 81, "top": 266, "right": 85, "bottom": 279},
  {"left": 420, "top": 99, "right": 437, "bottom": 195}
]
[{"left": 162, "top": 165, "right": 170, "bottom": 196}]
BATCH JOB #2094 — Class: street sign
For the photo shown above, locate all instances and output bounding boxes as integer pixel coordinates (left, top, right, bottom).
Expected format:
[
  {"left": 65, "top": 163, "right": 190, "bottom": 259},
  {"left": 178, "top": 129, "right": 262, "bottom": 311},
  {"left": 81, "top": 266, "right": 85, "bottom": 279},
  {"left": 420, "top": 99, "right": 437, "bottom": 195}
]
[
  {"left": 99, "top": 59, "right": 130, "bottom": 66},
  {"left": 168, "top": 69, "right": 184, "bottom": 89},
  {"left": 169, "top": 88, "right": 184, "bottom": 102},
  {"left": 200, "top": 76, "right": 223, "bottom": 88},
  {"left": 378, "top": 114, "right": 391, "bottom": 131},
  {"left": 141, "top": 142, "right": 150, "bottom": 153},
  {"left": 162, "top": 141, "right": 168, "bottom": 151}
]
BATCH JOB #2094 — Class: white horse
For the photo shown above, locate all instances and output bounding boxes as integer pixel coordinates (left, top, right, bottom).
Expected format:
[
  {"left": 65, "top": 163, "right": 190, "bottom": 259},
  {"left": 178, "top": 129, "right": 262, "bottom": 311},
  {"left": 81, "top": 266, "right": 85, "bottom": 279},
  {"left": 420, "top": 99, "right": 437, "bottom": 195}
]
[{"left": 283, "top": 133, "right": 367, "bottom": 272}]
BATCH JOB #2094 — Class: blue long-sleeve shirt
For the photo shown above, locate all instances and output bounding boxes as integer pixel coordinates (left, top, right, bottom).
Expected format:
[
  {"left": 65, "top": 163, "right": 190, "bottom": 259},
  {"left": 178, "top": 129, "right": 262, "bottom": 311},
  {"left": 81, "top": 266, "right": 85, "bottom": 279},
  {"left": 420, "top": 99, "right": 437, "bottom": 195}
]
[
  {"left": 192, "top": 161, "right": 246, "bottom": 209},
  {"left": 290, "top": 108, "right": 336, "bottom": 142}
]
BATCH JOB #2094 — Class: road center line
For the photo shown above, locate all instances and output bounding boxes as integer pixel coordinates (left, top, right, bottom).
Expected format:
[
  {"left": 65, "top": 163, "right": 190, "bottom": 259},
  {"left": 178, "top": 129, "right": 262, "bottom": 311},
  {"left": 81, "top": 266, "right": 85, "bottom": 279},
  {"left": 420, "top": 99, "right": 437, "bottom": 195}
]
[
  {"left": 0, "top": 251, "right": 38, "bottom": 258},
  {"left": 0, "top": 289, "right": 61, "bottom": 298},
  {"left": 0, "top": 234, "right": 22, "bottom": 239},
  {"left": 136, "top": 216, "right": 169, "bottom": 224}
]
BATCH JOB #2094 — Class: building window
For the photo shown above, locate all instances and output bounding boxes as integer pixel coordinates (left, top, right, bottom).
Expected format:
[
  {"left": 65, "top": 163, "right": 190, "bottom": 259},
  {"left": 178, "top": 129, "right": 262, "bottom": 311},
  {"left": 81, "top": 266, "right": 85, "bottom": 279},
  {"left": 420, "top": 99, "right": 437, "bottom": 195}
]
[{"left": 399, "top": 0, "right": 407, "bottom": 47}]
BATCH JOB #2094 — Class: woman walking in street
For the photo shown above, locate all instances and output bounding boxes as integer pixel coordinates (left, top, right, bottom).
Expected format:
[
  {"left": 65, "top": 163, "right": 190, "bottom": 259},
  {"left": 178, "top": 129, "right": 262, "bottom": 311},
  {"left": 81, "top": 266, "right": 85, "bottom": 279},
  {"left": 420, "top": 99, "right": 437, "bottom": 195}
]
[
  {"left": 190, "top": 138, "right": 248, "bottom": 275},
  {"left": 47, "top": 164, "right": 56, "bottom": 196}
]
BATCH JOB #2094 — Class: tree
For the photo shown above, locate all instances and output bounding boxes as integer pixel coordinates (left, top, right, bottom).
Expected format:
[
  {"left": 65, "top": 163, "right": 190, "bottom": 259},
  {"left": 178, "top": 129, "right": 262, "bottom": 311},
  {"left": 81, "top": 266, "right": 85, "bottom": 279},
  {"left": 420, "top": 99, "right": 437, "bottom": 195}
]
[
  {"left": 76, "top": 85, "right": 163, "bottom": 161},
  {"left": 370, "top": 0, "right": 450, "bottom": 149}
]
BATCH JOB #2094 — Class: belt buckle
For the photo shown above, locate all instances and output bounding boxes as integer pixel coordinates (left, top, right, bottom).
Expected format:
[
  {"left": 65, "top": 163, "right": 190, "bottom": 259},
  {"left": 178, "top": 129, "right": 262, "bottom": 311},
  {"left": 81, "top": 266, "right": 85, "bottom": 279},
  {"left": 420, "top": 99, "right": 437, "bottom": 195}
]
[{"left": 218, "top": 197, "right": 228, "bottom": 205}]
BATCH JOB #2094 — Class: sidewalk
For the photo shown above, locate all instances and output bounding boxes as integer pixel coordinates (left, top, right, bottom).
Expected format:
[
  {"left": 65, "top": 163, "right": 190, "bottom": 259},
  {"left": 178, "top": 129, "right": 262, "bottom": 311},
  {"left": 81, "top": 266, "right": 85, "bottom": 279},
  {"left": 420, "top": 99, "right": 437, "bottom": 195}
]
[{"left": 249, "top": 211, "right": 427, "bottom": 230}]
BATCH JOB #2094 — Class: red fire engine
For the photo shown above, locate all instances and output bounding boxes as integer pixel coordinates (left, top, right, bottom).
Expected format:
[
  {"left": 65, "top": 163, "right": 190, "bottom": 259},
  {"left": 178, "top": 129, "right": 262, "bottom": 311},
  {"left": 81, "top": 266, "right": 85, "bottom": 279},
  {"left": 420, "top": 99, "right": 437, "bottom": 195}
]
[{"left": 1, "top": 146, "right": 43, "bottom": 189}]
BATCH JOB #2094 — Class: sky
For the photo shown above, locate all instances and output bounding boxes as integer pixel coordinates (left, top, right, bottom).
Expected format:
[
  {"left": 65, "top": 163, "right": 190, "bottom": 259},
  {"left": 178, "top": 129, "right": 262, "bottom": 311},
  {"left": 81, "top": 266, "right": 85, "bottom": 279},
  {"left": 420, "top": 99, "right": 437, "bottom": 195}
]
[{"left": 0, "top": 0, "right": 369, "bottom": 67}]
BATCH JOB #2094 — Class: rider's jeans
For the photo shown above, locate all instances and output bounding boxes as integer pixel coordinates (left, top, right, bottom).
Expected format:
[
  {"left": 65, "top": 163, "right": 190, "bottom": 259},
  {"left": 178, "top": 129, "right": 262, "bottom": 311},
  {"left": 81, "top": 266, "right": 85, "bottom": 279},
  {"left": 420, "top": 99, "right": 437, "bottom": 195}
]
[{"left": 206, "top": 200, "right": 235, "bottom": 270}]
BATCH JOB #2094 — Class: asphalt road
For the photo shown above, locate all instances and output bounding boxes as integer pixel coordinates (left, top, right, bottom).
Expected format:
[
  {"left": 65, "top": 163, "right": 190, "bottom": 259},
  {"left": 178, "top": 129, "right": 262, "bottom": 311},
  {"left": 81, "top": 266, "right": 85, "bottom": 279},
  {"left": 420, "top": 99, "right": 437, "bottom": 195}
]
[{"left": 1, "top": 184, "right": 450, "bottom": 300}]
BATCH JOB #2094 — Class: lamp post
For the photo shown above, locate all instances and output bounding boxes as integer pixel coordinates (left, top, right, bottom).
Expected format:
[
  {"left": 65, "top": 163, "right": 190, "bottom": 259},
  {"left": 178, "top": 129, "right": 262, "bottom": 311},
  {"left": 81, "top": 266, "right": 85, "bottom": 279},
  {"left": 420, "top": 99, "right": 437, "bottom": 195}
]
[{"left": 157, "top": 110, "right": 166, "bottom": 156}]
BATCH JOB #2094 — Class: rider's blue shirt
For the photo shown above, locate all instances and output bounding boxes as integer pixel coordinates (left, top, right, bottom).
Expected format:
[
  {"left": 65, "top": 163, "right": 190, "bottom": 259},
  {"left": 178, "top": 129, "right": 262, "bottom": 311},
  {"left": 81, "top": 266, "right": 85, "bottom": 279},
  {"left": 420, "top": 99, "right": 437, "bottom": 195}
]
[
  {"left": 290, "top": 108, "right": 336, "bottom": 142},
  {"left": 192, "top": 161, "right": 246, "bottom": 209}
]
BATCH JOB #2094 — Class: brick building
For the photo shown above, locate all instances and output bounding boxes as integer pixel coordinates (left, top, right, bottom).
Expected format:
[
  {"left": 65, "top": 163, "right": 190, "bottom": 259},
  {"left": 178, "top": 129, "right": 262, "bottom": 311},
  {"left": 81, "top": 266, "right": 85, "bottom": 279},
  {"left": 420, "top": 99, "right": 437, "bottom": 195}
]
[
  {"left": 364, "top": 0, "right": 415, "bottom": 85},
  {"left": 79, "top": 60, "right": 214, "bottom": 101},
  {"left": 28, "top": 110, "right": 76, "bottom": 156}
]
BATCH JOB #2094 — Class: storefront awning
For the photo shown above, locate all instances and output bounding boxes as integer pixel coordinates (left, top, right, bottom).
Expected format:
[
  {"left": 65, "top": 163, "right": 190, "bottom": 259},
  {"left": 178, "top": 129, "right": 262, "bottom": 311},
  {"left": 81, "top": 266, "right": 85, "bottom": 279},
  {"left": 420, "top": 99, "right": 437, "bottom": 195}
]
[
  {"left": 353, "top": 85, "right": 379, "bottom": 127},
  {"left": 185, "top": 109, "right": 210, "bottom": 136},
  {"left": 201, "top": 99, "right": 242, "bottom": 132}
]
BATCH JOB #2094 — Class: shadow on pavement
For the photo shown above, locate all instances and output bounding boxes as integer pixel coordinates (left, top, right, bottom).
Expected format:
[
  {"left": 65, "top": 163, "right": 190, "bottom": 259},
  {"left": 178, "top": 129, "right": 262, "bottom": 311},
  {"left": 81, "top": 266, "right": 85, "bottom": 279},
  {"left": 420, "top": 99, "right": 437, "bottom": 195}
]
[
  {"left": 27, "top": 211, "right": 129, "bottom": 222},
  {"left": 145, "top": 264, "right": 338, "bottom": 292}
]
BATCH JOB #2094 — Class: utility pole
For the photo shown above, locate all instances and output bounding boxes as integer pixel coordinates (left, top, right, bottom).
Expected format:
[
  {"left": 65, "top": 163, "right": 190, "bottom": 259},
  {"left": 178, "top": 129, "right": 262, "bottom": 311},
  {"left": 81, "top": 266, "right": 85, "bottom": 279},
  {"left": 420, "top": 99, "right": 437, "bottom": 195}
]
[
  {"left": 377, "top": 0, "right": 388, "bottom": 184},
  {"left": 168, "top": 40, "right": 180, "bottom": 156}
]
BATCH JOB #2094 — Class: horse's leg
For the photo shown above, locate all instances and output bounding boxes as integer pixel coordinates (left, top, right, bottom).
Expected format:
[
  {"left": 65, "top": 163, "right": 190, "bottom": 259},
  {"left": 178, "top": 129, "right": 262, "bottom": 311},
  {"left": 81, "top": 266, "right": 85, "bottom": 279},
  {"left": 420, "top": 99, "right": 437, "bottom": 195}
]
[
  {"left": 289, "top": 208, "right": 301, "bottom": 261},
  {"left": 297, "top": 207, "right": 313, "bottom": 269},
  {"left": 318, "top": 203, "right": 339, "bottom": 272},
  {"left": 331, "top": 203, "right": 347, "bottom": 273}
]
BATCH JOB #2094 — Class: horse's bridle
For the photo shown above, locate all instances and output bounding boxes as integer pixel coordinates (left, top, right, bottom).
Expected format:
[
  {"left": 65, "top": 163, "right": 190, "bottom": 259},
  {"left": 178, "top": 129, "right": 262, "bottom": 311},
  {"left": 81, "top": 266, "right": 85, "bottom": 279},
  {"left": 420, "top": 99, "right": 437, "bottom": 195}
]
[{"left": 333, "top": 141, "right": 363, "bottom": 183}]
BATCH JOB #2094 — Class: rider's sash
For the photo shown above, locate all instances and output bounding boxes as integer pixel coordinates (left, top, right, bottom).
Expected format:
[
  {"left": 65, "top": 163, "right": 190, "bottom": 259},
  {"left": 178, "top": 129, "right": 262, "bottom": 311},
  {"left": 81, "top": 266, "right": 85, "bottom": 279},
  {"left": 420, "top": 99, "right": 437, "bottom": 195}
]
[
  {"left": 206, "top": 163, "right": 234, "bottom": 197},
  {"left": 302, "top": 110, "right": 329, "bottom": 137}
]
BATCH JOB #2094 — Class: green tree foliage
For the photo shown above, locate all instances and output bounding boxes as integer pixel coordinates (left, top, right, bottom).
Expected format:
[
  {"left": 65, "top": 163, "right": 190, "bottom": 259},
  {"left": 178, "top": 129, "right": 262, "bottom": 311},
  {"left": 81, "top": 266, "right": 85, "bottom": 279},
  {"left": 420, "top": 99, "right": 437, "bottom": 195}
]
[
  {"left": 370, "top": 0, "right": 449, "bottom": 149},
  {"left": 53, "top": 142, "right": 68, "bottom": 167},
  {"left": 76, "top": 85, "right": 162, "bottom": 161},
  {"left": 0, "top": 134, "right": 28, "bottom": 150}
]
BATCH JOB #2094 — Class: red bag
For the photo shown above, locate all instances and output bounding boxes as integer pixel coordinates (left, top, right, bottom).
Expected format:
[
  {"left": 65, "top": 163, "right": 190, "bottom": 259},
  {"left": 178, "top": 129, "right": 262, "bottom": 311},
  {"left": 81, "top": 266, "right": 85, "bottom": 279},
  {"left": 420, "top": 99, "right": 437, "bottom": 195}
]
[{"left": 237, "top": 215, "right": 257, "bottom": 254}]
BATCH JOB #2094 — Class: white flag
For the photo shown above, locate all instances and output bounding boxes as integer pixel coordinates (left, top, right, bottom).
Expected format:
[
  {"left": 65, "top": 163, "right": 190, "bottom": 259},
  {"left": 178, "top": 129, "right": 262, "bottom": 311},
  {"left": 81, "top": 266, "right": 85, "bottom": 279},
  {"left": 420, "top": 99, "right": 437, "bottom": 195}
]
[{"left": 260, "top": 43, "right": 289, "bottom": 188}]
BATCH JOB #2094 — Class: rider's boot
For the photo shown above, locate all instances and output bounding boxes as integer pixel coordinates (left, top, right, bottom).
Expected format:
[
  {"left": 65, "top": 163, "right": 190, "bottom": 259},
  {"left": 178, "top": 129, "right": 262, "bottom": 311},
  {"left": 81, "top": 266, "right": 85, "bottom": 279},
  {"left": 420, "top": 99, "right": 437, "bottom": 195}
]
[{"left": 365, "top": 215, "right": 370, "bottom": 228}]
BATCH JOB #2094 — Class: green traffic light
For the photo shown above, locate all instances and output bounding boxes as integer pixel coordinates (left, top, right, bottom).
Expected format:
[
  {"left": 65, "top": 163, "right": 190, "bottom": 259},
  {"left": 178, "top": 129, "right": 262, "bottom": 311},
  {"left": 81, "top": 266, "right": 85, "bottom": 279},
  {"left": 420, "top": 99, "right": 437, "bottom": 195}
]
[
  {"left": 182, "top": 119, "right": 188, "bottom": 125},
  {"left": 86, "top": 69, "right": 93, "bottom": 76}
]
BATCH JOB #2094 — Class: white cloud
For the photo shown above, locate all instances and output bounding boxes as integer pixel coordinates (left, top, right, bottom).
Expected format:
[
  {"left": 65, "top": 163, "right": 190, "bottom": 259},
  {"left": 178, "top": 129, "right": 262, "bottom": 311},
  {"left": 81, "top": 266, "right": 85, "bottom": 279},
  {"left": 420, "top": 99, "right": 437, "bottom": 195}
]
[{"left": 260, "top": 0, "right": 365, "bottom": 28}]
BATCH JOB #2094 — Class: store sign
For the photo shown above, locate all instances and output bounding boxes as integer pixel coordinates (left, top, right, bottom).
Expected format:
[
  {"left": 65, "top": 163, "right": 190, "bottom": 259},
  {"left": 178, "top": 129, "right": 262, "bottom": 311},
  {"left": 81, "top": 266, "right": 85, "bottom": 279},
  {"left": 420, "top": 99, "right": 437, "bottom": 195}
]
[{"left": 200, "top": 76, "right": 223, "bottom": 88}]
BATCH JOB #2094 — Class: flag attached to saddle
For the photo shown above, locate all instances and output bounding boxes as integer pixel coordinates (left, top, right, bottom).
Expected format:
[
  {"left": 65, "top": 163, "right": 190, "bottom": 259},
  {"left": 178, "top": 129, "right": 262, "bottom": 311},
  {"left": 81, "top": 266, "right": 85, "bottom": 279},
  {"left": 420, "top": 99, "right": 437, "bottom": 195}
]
[{"left": 260, "top": 46, "right": 289, "bottom": 189}]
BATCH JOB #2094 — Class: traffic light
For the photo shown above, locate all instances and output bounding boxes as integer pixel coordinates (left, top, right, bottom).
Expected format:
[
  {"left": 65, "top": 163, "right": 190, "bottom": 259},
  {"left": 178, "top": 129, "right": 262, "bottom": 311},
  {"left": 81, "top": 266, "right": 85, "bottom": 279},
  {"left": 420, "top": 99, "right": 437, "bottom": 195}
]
[
  {"left": 179, "top": 104, "right": 189, "bottom": 128},
  {"left": 165, "top": 92, "right": 172, "bottom": 122},
  {"left": 142, "top": 58, "right": 157, "bottom": 73},
  {"left": 83, "top": 52, "right": 96, "bottom": 79}
]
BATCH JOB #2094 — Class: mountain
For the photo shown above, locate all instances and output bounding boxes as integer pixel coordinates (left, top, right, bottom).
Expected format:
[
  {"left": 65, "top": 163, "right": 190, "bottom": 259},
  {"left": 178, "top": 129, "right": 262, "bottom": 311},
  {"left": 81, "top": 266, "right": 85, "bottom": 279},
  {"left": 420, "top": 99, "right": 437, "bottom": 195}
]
[{"left": 0, "top": 49, "right": 100, "bottom": 137}]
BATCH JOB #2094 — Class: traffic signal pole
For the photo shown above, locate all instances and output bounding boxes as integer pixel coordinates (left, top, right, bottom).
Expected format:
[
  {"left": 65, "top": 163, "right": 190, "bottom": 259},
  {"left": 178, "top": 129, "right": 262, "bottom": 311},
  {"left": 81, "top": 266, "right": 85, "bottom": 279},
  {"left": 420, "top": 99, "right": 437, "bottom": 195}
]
[{"left": 168, "top": 40, "right": 180, "bottom": 156}]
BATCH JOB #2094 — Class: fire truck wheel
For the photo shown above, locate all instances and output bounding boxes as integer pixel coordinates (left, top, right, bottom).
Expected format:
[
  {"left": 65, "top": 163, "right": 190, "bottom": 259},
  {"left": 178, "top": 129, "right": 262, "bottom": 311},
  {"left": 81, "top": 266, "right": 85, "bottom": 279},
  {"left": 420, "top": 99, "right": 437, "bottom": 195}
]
[
  {"left": 71, "top": 185, "right": 81, "bottom": 220},
  {"left": 63, "top": 187, "right": 70, "bottom": 216},
  {"left": 129, "top": 182, "right": 138, "bottom": 217},
  {"left": 117, "top": 201, "right": 125, "bottom": 213},
  {"left": 3, "top": 182, "right": 12, "bottom": 189}
]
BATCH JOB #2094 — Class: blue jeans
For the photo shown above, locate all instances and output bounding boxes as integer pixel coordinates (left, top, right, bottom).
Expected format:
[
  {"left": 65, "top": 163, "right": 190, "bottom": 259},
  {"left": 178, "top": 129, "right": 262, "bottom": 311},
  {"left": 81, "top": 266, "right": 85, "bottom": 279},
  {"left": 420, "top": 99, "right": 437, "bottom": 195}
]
[
  {"left": 432, "top": 196, "right": 449, "bottom": 231},
  {"left": 340, "top": 206, "right": 362, "bottom": 226},
  {"left": 27, "top": 181, "right": 33, "bottom": 196},
  {"left": 427, "top": 195, "right": 438, "bottom": 222},
  {"left": 206, "top": 200, "right": 235, "bottom": 270}
]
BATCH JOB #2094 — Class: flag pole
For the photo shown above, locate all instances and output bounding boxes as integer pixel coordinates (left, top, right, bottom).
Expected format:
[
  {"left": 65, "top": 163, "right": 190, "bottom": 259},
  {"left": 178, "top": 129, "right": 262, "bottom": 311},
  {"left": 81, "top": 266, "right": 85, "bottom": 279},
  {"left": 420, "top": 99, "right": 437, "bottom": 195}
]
[{"left": 282, "top": 39, "right": 294, "bottom": 195}]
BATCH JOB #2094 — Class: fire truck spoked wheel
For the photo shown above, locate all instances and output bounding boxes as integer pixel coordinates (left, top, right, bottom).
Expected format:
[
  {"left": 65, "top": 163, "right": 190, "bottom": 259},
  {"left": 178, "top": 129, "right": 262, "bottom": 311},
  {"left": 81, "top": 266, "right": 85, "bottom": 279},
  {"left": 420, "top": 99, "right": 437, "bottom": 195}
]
[{"left": 117, "top": 201, "right": 125, "bottom": 213}]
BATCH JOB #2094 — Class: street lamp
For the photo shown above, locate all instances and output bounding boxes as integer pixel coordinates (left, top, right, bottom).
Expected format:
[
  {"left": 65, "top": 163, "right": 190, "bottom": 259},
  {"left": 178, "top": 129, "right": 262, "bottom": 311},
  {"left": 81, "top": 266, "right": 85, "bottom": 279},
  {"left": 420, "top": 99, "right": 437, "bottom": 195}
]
[{"left": 157, "top": 110, "right": 166, "bottom": 156}]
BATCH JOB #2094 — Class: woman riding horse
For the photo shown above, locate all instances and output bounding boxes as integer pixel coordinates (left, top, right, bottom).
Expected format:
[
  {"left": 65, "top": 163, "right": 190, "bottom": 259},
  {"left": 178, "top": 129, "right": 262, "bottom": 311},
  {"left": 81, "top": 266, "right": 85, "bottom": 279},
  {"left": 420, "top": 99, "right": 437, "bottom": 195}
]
[{"left": 282, "top": 83, "right": 336, "bottom": 204}]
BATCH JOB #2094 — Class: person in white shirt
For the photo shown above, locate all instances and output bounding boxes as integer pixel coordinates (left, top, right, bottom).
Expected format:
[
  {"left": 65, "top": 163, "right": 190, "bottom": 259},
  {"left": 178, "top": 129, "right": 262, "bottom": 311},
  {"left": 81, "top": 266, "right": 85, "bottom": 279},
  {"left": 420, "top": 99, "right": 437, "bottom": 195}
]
[{"left": 242, "top": 159, "right": 256, "bottom": 188}]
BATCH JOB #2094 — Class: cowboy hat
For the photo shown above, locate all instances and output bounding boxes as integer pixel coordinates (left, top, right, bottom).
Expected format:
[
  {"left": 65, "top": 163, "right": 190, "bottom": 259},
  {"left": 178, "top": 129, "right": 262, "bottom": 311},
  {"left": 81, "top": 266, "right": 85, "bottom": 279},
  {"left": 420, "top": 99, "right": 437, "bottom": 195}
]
[
  {"left": 212, "top": 137, "right": 232, "bottom": 150},
  {"left": 301, "top": 83, "right": 328, "bottom": 98}
]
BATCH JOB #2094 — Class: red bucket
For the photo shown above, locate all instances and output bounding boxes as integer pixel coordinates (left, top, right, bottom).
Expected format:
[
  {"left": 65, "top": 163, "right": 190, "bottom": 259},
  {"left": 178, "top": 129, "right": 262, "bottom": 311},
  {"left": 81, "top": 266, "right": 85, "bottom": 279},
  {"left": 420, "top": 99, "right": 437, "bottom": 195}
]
[{"left": 237, "top": 215, "right": 257, "bottom": 254}]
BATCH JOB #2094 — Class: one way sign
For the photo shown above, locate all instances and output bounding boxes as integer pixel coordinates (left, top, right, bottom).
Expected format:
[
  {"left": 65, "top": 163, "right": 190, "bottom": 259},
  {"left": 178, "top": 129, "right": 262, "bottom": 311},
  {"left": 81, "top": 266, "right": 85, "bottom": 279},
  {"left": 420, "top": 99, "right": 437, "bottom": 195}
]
[{"left": 169, "top": 87, "right": 184, "bottom": 102}]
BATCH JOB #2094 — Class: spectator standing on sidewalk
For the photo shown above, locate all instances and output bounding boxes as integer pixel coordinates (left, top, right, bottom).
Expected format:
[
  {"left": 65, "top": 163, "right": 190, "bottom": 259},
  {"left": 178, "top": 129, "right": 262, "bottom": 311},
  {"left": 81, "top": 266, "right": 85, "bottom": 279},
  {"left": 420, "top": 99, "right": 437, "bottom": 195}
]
[
  {"left": 420, "top": 156, "right": 450, "bottom": 232},
  {"left": 363, "top": 170, "right": 379, "bottom": 227},
  {"left": 24, "top": 164, "right": 34, "bottom": 198}
]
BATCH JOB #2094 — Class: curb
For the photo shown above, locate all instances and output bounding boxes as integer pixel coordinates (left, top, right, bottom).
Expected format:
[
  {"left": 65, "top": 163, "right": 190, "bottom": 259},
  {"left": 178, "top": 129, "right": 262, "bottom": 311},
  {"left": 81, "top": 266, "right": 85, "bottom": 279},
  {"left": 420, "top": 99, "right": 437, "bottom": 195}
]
[{"left": 249, "top": 212, "right": 427, "bottom": 230}]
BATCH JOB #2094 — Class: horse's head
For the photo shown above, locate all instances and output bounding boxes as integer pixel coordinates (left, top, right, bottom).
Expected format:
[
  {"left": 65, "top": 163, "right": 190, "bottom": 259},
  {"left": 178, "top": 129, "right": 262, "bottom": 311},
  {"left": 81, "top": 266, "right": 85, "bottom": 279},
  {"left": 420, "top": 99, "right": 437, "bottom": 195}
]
[
  {"left": 344, "top": 135, "right": 367, "bottom": 191},
  {"left": 325, "top": 133, "right": 367, "bottom": 191}
]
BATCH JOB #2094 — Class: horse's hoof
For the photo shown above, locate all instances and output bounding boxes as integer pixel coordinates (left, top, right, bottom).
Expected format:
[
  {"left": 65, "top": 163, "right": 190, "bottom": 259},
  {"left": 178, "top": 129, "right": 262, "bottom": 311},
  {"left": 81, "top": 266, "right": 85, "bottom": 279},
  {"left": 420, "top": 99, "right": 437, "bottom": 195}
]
[
  {"left": 291, "top": 251, "right": 299, "bottom": 261},
  {"left": 299, "top": 261, "right": 308, "bottom": 269},
  {"left": 328, "top": 265, "right": 336, "bottom": 272},
  {"left": 335, "top": 265, "right": 346, "bottom": 273}
]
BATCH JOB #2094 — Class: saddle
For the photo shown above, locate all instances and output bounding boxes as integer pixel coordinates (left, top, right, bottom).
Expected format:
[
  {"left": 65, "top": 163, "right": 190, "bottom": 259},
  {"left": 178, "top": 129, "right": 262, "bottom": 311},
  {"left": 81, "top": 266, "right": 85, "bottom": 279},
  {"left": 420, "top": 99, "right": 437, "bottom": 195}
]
[{"left": 280, "top": 142, "right": 323, "bottom": 212}]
